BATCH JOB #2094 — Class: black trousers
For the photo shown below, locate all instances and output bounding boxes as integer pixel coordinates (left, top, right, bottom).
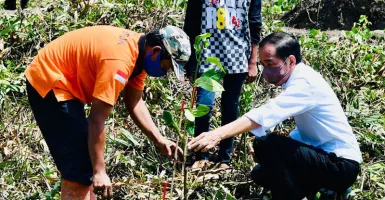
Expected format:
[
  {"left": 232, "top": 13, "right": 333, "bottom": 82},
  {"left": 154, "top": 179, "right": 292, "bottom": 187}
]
[
  {"left": 251, "top": 134, "right": 360, "bottom": 200},
  {"left": 26, "top": 80, "right": 93, "bottom": 185},
  {"left": 4, "top": 0, "right": 29, "bottom": 10}
]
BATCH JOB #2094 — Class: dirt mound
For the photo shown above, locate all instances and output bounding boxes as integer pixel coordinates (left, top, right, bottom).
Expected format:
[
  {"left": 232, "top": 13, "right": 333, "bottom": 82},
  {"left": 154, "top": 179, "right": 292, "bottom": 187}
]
[{"left": 282, "top": 0, "right": 385, "bottom": 31}]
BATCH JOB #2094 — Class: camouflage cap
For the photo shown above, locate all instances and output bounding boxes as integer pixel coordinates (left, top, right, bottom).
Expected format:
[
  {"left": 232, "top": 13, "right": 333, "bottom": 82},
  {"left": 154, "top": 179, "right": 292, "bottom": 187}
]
[{"left": 159, "top": 25, "right": 191, "bottom": 81}]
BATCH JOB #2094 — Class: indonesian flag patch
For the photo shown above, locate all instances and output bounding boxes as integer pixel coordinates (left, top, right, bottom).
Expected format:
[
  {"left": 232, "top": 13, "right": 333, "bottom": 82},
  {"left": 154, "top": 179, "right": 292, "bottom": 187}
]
[{"left": 114, "top": 70, "right": 128, "bottom": 84}]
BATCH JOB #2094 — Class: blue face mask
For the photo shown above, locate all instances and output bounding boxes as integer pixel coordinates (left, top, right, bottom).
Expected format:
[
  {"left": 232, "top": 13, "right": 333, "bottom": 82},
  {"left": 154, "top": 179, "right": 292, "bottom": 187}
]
[{"left": 143, "top": 51, "right": 167, "bottom": 77}]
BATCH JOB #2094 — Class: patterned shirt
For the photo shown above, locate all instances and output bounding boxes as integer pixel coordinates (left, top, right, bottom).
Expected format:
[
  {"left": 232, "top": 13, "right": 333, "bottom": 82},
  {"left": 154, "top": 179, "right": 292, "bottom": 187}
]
[{"left": 200, "top": 0, "right": 253, "bottom": 74}]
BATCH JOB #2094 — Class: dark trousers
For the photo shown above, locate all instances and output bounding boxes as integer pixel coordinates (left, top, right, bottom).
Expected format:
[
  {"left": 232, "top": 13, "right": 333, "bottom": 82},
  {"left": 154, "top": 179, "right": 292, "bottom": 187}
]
[
  {"left": 4, "top": 0, "right": 29, "bottom": 10},
  {"left": 26, "top": 80, "right": 93, "bottom": 185},
  {"left": 251, "top": 134, "right": 360, "bottom": 200},
  {"left": 194, "top": 72, "right": 247, "bottom": 163}
]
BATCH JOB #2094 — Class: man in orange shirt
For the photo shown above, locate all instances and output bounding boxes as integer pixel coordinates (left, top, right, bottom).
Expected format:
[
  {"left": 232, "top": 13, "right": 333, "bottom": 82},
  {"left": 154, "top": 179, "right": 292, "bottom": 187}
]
[{"left": 25, "top": 25, "right": 191, "bottom": 199}]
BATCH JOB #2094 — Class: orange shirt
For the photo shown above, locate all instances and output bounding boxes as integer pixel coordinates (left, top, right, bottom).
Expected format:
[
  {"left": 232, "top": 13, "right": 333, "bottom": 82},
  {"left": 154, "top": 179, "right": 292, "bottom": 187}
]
[{"left": 25, "top": 25, "right": 147, "bottom": 106}]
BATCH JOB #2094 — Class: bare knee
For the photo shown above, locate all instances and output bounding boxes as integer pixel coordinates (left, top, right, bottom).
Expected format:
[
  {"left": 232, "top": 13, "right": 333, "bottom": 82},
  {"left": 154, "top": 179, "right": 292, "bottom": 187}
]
[{"left": 61, "top": 179, "right": 95, "bottom": 200}]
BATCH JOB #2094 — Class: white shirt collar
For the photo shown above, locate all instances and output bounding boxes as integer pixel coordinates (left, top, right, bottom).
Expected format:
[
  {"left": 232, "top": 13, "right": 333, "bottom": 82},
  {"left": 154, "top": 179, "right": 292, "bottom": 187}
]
[{"left": 282, "top": 62, "right": 305, "bottom": 89}]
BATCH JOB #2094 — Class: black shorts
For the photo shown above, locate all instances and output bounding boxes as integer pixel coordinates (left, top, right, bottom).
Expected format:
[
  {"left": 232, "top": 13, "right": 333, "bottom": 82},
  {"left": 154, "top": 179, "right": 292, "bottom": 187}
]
[{"left": 26, "top": 80, "right": 93, "bottom": 186}]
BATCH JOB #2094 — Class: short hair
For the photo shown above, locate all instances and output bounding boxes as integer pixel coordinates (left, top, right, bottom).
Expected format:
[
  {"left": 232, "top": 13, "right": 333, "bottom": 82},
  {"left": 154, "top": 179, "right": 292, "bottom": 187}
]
[
  {"left": 145, "top": 30, "right": 168, "bottom": 56},
  {"left": 259, "top": 32, "right": 302, "bottom": 64}
]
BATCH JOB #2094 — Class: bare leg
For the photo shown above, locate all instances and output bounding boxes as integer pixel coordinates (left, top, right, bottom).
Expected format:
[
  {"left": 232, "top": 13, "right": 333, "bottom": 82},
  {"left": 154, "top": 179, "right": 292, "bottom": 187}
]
[{"left": 61, "top": 179, "right": 96, "bottom": 200}]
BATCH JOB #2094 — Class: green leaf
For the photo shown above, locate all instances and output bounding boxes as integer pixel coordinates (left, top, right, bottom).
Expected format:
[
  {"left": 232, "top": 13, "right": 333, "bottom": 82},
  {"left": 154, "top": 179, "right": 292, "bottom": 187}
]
[
  {"left": 120, "top": 129, "right": 140, "bottom": 146},
  {"left": 364, "top": 54, "right": 373, "bottom": 61},
  {"left": 0, "top": 22, "right": 18, "bottom": 37},
  {"left": 194, "top": 33, "right": 212, "bottom": 48},
  {"left": 0, "top": 161, "right": 15, "bottom": 169},
  {"left": 193, "top": 104, "right": 210, "bottom": 117},
  {"left": 108, "top": 135, "right": 130, "bottom": 147},
  {"left": 186, "top": 121, "right": 195, "bottom": 137},
  {"left": 201, "top": 68, "right": 226, "bottom": 82},
  {"left": 204, "top": 57, "right": 225, "bottom": 72},
  {"left": 107, "top": 130, "right": 139, "bottom": 148},
  {"left": 163, "top": 111, "right": 175, "bottom": 125},
  {"left": 309, "top": 29, "right": 319, "bottom": 38},
  {"left": 377, "top": 182, "right": 385, "bottom": 190},
  {"left": 219, "top": 185, "right": 236, "bottom": 200},
  {"left": 204, "top": 39, "right": 209, "bottom": 48},
  {"left": 167, "top": 16, "right": 184, "bottom": 25},
  {"left": 184, "top": 109, "right": 195, "bottom": 122},
  {"left": 163, "top": 111, "right": 179, "bottom": 132},
  {"left": 195, "top": 76, "right": 225, "bottom": 92}
]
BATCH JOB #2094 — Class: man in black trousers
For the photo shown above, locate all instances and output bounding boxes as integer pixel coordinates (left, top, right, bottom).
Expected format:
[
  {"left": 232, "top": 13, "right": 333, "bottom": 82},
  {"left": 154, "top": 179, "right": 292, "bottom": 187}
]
[{"left": 3, "top": 0, "right": 29, "bottom": 10}]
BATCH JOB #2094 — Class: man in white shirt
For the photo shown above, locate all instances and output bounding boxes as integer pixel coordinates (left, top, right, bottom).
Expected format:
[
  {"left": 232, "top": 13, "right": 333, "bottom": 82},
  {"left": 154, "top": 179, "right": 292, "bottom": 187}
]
[{"left": 188, "top": 32, "right": 362, "bottom": 199}]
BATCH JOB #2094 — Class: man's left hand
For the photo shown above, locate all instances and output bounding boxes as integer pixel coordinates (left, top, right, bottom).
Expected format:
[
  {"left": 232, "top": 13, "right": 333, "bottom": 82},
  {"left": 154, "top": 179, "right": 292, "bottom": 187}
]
[
  {"left": 246, "top": 62, "right": 258, "bottom": 84},
  {"left": 155, "top": 137, "right": 183, "bottom": 162}
]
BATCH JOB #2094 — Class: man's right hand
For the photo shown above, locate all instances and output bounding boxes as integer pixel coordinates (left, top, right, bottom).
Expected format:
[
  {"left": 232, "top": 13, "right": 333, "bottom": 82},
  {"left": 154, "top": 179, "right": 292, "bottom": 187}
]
[
  {"left": 155, "top": 137, "right": 184, "bottom": 162},
  {"left": 93, "top": 171, "right": 113, "bottom": 199}
]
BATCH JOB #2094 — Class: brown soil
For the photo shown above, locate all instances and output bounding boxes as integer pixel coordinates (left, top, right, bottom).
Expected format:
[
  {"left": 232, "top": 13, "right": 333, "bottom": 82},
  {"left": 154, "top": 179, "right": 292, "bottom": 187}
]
[{"left": 282, "top": 0, "right": 385, "bottom": 31}]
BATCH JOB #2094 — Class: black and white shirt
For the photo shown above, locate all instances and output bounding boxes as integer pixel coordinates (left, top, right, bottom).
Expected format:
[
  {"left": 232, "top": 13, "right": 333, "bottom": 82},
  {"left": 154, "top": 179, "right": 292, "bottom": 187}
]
[
  {"left": 200, "top": 0, "right": 252, "bottom": 74},
  {"left": 183, "top": 0, "right": 262, "bottom": 76}
]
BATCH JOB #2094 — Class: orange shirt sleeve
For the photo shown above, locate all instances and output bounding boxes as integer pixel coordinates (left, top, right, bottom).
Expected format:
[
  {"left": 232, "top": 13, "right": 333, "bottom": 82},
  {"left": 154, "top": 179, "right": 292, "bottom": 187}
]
[
  {"left": 93, "top": 59, "right": 130, "bottom": 106},
  {"left": 126, "top": 70, "right": 147, "bottom": 91}
]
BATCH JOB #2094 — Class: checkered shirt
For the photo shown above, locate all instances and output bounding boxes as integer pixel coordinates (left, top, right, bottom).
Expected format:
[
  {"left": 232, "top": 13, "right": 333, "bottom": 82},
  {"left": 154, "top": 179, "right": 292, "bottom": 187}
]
[{"left": 200, "top": 0, "right": 252, "bottom": 74}]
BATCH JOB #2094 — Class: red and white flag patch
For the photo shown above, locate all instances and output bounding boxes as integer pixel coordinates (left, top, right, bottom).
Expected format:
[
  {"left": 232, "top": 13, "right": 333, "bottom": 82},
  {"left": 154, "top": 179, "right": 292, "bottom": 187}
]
[{"left": 114, "top": 70, "right": 128, "bottom": 84}]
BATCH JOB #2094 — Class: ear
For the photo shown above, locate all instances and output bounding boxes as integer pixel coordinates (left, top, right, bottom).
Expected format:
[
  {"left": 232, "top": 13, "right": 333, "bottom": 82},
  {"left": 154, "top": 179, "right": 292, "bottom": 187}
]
[
  {"left": 150, "top": 46, "right": 162, "bottom": 61},
  {"left": 289, "top": 55, "right": 297, "bottom": 67}
]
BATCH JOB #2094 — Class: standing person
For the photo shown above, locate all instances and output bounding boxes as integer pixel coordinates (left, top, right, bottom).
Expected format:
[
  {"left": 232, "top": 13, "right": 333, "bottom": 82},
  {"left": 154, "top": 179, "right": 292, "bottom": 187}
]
[
  {"left": 188, "top": 32, "right": 362, "bottom": 199},
  {"left": 25, "top": 25, "right": 190, "bottom": 199},
  {"left": 3, "top": 0, "right": 29, "bottom": 10},
  {"left": 183, "top": 0, "right": 263, "bottom": 169}
]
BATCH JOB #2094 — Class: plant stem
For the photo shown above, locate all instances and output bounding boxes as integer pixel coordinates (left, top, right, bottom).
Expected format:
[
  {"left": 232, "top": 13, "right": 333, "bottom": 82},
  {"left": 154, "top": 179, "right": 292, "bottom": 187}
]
[
  {"left": 170, "top": 136, "right": 179, "bottom": 200},
  {"left": 191, "top": 60, "right": 201, "bottom": 107},
  {"left": 242, "top": 133, "right": 247, "bottom": 164},
  {"left": 183, "top": 135, "right": 188, "bottom": 200},
  {"left": 236, "top": 135, "right": 242, "bottom": 163},
  {"left": 180, "top": 118, "right": 189, "bottom": 200},
  {"left": 193, "top": 50, "right": 202, "bottom": 82},
  {"left": 182, "top": 35, "right": 206, "bottom": 200}
]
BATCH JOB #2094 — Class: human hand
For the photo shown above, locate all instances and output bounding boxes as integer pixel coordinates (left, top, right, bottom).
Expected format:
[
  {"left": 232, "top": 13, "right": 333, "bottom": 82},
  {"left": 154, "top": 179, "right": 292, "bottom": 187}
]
[
  {"left": 246, "top": 62, "right": 258, "bottom": 84},
  {"left": 249, "top": 137, "right": 258, "bottom": 162},
  {"left": 93, "top": 171, "right": 113, "bottom": 199},
  {"left": 155, "top": 137, "right": 183, "bottom": 162},
  {"left": 187, "top": 131, "right": 222, "bottom": 152}
]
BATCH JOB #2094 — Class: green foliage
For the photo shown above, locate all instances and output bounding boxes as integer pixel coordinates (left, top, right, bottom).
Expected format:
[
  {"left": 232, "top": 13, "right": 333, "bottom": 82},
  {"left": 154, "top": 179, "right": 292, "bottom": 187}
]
[
  {"left": 204, "top": 57, "right": 226, "bottom": 72},
  {"left": 194, "top": 76, "right": 225, "bottom": 92},
  {"left": 200, "top": 68, "right": 226, "bottom": 82},
  {"left": 0, "top": 0, "right": 384, "bottom": 199},
  {"left": 297, "top": 16, "right": 385, "bottom": 162},
  {"left": 107, "top": 129, "right": 140, "bottom": 147},
  {"left": 44, "top": 181, "right": 61, "bottom": 200},
  {"left": 193, "top": 104, "right": 210, "bottom": 118},
  {"left": 163, "top": 110, "right": 181, "bottom": 134}
]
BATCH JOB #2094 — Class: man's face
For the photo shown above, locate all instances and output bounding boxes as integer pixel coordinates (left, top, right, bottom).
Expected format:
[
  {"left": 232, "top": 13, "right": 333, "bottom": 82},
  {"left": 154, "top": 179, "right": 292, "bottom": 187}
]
[
  {"left": 259, "top": 44, "right": 294, "bottom": 86},
  {"left": 141, "top": 46, "right": 174, "bottom": 77},
  {"left": 146, "top": 47, "right": 173, "bottom": 71},
  {"left": 159, "top": 52, "right": 173, "bottom": 72}
]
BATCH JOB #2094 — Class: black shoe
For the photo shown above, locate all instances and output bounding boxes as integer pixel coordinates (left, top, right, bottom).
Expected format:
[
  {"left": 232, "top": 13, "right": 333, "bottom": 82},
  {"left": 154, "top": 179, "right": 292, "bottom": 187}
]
[
  {"left": 20, "top": 0, "right": 29, "bottom": 9},
  {"left": 4, "top": 0, "right": 16, "bottom": 10}
]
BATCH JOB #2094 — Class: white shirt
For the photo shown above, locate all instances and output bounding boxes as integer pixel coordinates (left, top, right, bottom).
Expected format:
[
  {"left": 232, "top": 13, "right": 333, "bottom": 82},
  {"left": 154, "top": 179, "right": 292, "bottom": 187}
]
[{"left": 244, "top": 63, "right": 363, "bottom": 163}]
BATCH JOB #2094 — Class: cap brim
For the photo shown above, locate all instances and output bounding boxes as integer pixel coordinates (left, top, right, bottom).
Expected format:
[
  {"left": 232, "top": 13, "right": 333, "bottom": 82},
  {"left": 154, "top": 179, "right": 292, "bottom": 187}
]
[{"left": 171, "top": 59, "right": 185, "bottom": 82}]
